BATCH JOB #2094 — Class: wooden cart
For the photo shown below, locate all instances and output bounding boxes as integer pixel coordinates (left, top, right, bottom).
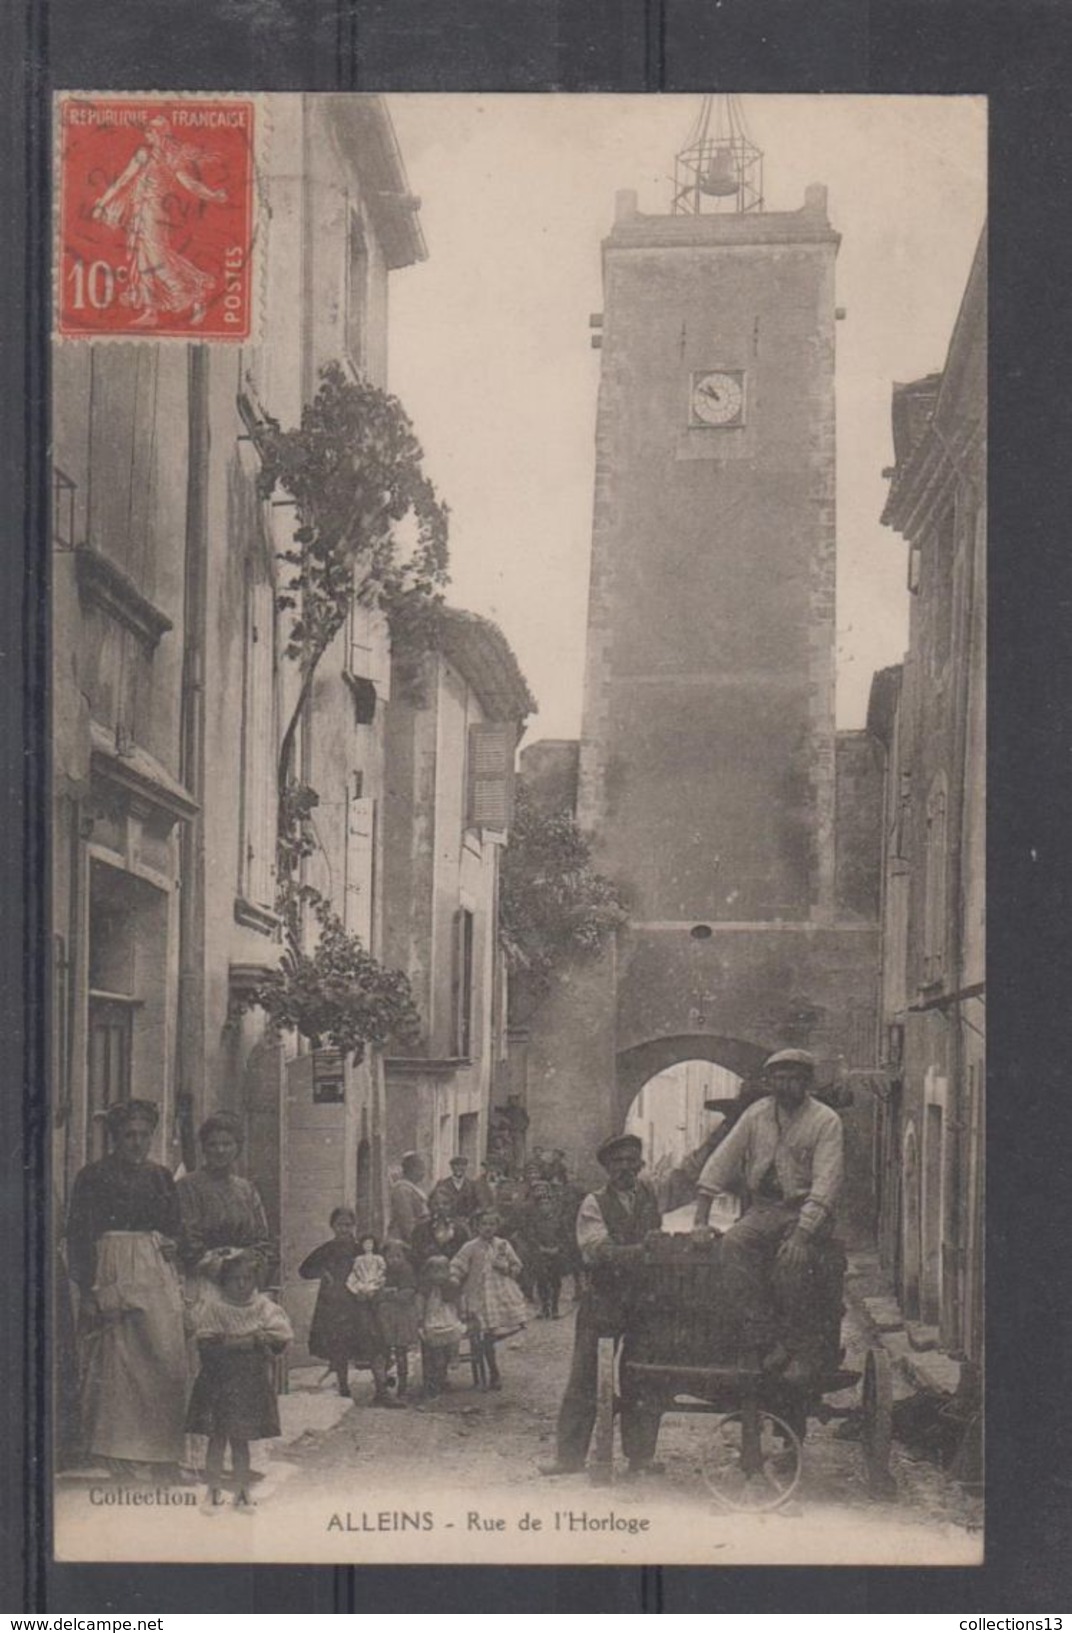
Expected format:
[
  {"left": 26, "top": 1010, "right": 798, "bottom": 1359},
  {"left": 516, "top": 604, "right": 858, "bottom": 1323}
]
[{"left": 589, "top": 1232, "right": 894, "bottom": 1510}]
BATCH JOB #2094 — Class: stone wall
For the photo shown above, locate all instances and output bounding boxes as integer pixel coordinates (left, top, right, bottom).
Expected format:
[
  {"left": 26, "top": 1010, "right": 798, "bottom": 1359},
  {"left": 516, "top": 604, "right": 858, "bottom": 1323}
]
[{"left": 836, "top": 730, "right": 883, "bottom": 920}]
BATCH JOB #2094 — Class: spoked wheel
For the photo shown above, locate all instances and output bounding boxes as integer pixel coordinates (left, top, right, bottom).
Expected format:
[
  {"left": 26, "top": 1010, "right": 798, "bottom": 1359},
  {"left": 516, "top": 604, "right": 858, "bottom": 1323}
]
[
  {"left": 860, "top": 1346, "right": 896, "bottom": 1499},
  {"left": 701, "top": 1408, "right": 803, "bottom": 1511}
]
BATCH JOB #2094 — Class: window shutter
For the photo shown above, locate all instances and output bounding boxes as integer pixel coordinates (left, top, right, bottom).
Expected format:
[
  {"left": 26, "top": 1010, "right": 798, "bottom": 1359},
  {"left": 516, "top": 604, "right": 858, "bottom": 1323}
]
[
  {"left": 450, "top": 909, "right": 463, "bottom": 1055},
  {"left": 345, "top": 794, "right": 375, "bottom": 945},
  {"left": 467, "top": 723, "right": 516, "bottom": 830},
  {"left": 450, "top": 907, "right": 474, "bottom": 1059},
  {"left": 349, "top": 601, "right": 375, "bottom": 682},
  {"left": 348, "top": 601, "right": 391, "bottom": 703}
]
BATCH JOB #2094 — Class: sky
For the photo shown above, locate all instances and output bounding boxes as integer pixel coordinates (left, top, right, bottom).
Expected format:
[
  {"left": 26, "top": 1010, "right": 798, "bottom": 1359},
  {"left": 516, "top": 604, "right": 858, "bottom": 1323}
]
[{"left": 384, "top": 94, "right": 986, "bottom": 743}]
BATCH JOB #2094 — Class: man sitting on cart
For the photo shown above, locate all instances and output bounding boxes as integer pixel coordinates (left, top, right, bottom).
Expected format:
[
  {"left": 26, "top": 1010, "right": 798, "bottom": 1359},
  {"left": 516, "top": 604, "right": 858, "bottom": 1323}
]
[
  {"left": 694, "top": 1048, "right": 844, "bottom": 1388},
  {"left": 539, "top": 1132, "right": 662, "bottom": 1477}
]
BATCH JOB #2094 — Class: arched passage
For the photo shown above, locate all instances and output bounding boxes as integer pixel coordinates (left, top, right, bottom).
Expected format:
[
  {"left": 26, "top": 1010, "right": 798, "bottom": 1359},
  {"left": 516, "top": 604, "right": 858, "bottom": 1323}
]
[
  {"left": 624, "top": 1057, "right": 745, "bottom": 1208},
  {"left": 614, "top": 1033, "right": 769, "bottom": 1131}
]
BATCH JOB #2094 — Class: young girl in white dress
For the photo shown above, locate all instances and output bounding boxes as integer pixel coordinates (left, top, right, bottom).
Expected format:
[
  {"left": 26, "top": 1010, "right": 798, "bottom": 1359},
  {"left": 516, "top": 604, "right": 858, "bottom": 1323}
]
[{"left": 449, "top": 1209, "right": 526, "bottom": 1391}]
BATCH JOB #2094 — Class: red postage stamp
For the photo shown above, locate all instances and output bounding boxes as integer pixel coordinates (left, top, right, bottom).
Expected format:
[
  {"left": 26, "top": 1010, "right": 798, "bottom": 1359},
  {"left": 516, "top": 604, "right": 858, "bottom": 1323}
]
[{"left": 56, "top": 94, "right": 256, "bottom": 340}]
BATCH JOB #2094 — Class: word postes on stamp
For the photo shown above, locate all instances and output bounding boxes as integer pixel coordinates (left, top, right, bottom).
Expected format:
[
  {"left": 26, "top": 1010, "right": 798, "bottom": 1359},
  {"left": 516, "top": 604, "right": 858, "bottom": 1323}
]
[{"left": 57, "top": 95, "right": 255, "bottom": 341}]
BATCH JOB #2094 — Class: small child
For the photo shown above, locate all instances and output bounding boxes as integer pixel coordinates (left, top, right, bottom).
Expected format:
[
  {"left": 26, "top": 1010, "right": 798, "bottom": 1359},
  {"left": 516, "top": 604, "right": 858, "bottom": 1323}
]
[
  {"left": 531, "top": 1193, "right": 567, "bottom": 1320},
  {"left": 417, "top": 1255, "right": 465, "bottom": 1398},
  {"left": 345, "top": 1235, "right": 398, "bottom": 1408},
  {"left": 377, "top": 1238, "right": 419, "bottom": 1402},
  {"left": 298, "top": 1206, "right": 358, "bottom": 1398},
  {"left": 186, "top": 1249, "right": 293, "bottom": 1515},
  {"left": 449, "top": 1209, "right": 526, "bottom": 1392}
]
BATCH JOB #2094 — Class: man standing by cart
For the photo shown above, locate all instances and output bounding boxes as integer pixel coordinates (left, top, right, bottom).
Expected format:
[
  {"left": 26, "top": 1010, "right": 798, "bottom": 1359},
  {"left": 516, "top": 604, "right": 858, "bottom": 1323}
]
[
  {"left": 694, "top": 1047, "right": 844, "bottom": 1385},
  {"left": 539, "top": 1132, "right": 663, "bottom": 1477}
]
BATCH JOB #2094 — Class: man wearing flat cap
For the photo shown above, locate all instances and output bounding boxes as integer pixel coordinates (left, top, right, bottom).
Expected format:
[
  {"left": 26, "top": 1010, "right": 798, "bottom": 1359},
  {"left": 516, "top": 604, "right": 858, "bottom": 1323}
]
[
  {"left": 540, "top": 1132, "right": 663, "bottom": 1476},
  {"left": 694, "top": 1048, "right": 844, "bottom": 1384},
  {"left": 429, "top": 1155, "right": 480, "bottom": 1227}
]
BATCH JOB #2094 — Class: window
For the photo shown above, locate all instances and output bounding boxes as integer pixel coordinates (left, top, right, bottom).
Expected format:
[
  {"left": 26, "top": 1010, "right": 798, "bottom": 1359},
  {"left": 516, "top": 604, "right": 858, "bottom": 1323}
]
[
  {"left": 347, "top": 597, "right": 391, "bottom": 703},
  {"left": 892, "top": 768, "right": 912, "bottom": 866},
  {"left": 87, "top": 868, "right": 165, "bottom": 1162},
  {"left": 346, "top": 211, "right": 369, "bottom": 375},
  {"left": 238, "top": 564, "right": 277, "bottom": 914},
  {"left": 928, "top": 507, "right": 955, "bottom": 678},
  {"left": 312, "top": 1048, "right": 345, "bottom": 1104},
  {"left": 87, "top": 999, "right": 135, "bottom": 1162},
  {"left": 451, "top": 908, "right": 475, "bottom": 1059},
  {"left": 53, "top": 468, "right": 77, "bottom": 549},
  {"left": 457, "top": 1111, "right": 479, "bottom": 1167},
  {"left": 922, "top": 775, "right": 948, "bottom": 985},
  {"left": 467, "top": 723, "right": 516, "bottom": 831},
  {"left": 345, "top": 785, "right": 376, "bottom": 946},
  {"left": 907, "top": 544, "right": 921, "bottom": 594}
]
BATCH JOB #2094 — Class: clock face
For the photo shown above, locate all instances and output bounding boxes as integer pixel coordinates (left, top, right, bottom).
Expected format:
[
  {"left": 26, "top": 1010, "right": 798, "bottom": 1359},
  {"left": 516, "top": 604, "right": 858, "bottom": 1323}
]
[{"left": 690, "top": 370, "right": 745, "bottom": 428}]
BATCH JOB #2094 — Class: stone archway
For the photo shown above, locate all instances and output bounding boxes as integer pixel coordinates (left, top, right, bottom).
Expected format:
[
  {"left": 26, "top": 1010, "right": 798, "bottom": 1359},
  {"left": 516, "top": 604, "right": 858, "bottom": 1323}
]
[{"left": 614, "top": 1033, "right": 769, "bottom": 1133}]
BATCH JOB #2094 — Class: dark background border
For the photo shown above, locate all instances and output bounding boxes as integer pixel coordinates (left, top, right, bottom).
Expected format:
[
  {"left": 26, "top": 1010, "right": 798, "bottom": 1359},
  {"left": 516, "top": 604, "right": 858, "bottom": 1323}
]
[{"left": 5, "top": 0, "right": 1072, "bottom": 1612}]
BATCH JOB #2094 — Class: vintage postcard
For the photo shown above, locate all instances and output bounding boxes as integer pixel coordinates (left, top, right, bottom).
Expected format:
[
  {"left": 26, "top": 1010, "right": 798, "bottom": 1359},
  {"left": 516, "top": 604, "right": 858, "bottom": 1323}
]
[{"left": 50, "top": 90, "right": 986, "bottom": 1566}]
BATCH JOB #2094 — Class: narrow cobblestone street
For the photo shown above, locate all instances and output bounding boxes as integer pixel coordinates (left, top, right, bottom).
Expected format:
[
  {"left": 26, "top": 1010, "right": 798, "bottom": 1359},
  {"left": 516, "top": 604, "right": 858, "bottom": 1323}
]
[
  {"left": 240, "top": 1271, "right": 982, "bottom": 1566},
  {"left": 54, "top": 1262, "right": 982, "bottom": 1564}
]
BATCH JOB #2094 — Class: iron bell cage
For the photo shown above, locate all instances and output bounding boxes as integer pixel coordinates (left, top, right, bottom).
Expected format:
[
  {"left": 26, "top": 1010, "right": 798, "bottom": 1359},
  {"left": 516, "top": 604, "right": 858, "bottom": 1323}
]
[{"left": 672, "top": 95, "right": 764, "bottom": 216}]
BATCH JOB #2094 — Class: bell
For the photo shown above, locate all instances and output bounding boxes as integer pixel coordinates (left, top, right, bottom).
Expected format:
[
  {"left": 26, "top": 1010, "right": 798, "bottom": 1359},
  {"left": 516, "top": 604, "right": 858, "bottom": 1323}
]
[{"left": 699, "top": 147, "right": 739, "bottom": 198}]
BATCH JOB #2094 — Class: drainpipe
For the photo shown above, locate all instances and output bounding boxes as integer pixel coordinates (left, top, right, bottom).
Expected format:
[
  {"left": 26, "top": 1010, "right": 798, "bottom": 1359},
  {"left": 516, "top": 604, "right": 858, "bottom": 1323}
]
[
  {"left": 175, "top": 346, "right": 209, "bottom": 1172},
  {"left": 943, "top": 483, "right": 979, "bottom": 1355}
]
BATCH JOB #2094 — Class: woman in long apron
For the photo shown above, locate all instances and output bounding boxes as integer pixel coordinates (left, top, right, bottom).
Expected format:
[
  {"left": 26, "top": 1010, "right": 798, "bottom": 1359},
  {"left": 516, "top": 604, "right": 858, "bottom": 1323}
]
[{"left": 65, "top": 1100, "right": 188, "bottom": 1479}]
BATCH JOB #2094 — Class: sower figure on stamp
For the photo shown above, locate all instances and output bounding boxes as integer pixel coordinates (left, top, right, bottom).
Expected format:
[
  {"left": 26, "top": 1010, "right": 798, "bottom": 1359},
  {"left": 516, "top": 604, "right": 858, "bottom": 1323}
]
[
  {"left": 90, "top": 115, "right": 227, "bottom": 329},
  {"left": 694, "top": 1048, "right": 844, "bottom": 1387},
  {"left": 539, "top": 1133, "right": 663, "bottom": 1477}
]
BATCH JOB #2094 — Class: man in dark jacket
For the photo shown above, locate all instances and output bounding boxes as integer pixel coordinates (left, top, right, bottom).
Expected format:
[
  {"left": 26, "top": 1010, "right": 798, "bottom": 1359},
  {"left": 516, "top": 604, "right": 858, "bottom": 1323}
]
[
  {"left": 540, "top": 1133, "right": 662, "bottom": 1476},
  {"left": 428, "top": 1156, "right": 480, "bottom": 1227}
]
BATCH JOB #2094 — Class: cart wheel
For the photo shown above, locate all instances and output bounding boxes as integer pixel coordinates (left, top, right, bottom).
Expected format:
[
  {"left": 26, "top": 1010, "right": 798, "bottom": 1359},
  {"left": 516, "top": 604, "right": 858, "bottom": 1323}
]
[
  {"left": 861, "top": 1347, "right": 896, "bottom": 1498},
  {"left": 701, "top": 1410, "right": 802, "bottom": 1511},
  {"left": 589, "top": 1336, "right": 616, "bottom": 1486}
]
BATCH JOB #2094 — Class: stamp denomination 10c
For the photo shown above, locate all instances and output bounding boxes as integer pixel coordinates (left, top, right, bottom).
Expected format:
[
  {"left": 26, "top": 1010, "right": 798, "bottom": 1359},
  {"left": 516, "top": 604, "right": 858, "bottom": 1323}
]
[{"left": 56, "top": 95, "right": 256, "bottom": 341}]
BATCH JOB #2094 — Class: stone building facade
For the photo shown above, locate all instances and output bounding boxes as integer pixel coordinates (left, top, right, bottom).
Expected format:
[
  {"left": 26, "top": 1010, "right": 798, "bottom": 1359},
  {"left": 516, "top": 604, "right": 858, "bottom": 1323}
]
[
  {"left": 381, "top": 609, "right": 534, "bottom": 1192},
  {"left": 225, "top": 95, "right": 427, "bottom": 1349},
  {"left": 521, "top": 184, "right": 881, "bottom": 1196},
  {"left": 52, "top": 342, "right": 199, "bottom": 1209},
  {"left": 52, "top": 96, "right": 431, "bottom": 1374},
  {"left": 869, "top": 230, "right": 986, "bottom": 1366}
]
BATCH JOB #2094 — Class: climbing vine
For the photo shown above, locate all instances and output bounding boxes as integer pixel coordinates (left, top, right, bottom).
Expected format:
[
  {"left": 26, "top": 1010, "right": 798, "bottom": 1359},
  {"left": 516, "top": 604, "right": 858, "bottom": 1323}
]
[
  {"left": 499, "top": 784, "right": 628, "bottom": 1019},
  {"left": 238, "top": 363, "right": 446, "bottom": 1062},
  {"left": 248, "top": 360, "right": 451, "bottom": 791}
]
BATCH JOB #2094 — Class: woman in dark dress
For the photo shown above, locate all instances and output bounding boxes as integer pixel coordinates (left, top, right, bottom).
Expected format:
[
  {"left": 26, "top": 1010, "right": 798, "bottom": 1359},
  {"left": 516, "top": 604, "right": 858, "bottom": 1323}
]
[
  {"left": 65, "top": 1099, "right": 188, "bottom": 1477},
  {"left": 298, "top": 1206, "right": 359, "bottom": 1397},
  {"left": 177, "top": 1113, "right": 274, "bottom": 1288}
]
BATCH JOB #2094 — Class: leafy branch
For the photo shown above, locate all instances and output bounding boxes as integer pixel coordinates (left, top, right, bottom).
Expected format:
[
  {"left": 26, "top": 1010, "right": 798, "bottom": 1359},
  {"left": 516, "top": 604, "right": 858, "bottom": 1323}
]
[
  {"left": 248, "top": 360, "right": 451, "bottom": 792},
  {"left": 235, "top": 364, "right": 446, "bottom": 1062},
  {"left": 249, "top": 889, "right": 421, "bottom": 1063},
  {"left": 499, "top": 784, "right": 628, "bottom": 1019}
]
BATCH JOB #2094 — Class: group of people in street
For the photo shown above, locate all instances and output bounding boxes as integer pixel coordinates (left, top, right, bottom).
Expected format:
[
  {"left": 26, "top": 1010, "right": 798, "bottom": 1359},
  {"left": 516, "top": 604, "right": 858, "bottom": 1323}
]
[
  {"left": 65, "top": 1104, "right": 290, "bottom": 1513},
  {"left": 299, "top": 1149, "right": 584, "bottom": 1406},
  {"left": 64, "top": 1046, "right": 844, "bottom": 1500}
]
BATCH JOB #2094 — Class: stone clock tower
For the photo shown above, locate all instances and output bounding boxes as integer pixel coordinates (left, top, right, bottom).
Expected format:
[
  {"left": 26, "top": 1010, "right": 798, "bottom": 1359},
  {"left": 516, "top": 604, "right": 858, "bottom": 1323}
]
[
  {"left": 579, "top": 181, "right": 840, "bottom": 923},
  {"left": 519, "top": 151, "right": 881, "bottom": 1185}
]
